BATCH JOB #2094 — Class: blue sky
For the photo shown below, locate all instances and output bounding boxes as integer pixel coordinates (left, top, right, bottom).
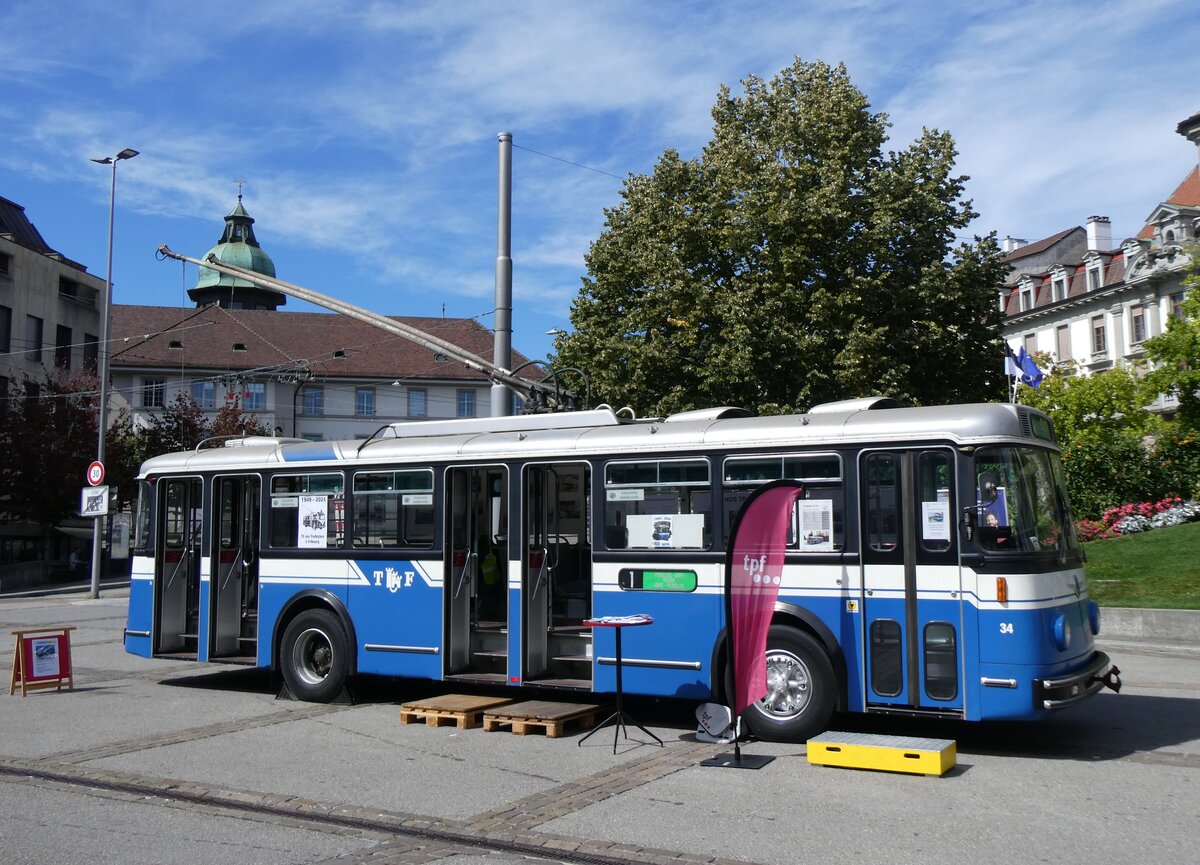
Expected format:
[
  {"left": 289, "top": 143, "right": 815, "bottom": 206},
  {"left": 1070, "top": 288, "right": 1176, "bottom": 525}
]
[{"left": 2, "top": 0, "right": 1198, "bottom": 363}]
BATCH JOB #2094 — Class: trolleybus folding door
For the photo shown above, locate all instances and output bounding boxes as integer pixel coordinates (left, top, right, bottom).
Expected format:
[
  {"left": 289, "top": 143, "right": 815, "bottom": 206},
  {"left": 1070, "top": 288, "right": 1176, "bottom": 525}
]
[
  {"left": 860, "top": 449, "right": 964, "bottom": 712},
  {"left": 445, "top": 465, "right": 509, "bottom": 680},
  {"left": 155, "top": 476, "right": 203, "bottom": 656},
  {"left": 210, "top": 475, "right": 261, "bottom": 662},
  {"left": 522, "top": 462, "right": 592, "bottom": 686}
]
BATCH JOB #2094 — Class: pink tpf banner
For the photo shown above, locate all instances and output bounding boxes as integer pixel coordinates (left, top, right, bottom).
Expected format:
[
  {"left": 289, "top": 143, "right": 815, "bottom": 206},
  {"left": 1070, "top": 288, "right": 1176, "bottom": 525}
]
[{"left": 729, "top": 483, "right": 804, "bottom": 716}]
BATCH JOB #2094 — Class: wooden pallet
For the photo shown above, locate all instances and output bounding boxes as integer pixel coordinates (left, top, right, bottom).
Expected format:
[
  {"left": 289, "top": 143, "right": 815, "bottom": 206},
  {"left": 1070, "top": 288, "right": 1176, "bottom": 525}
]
[
  {"left": 399, "top": 694, "right": 514, "bottom": 730},
  {"left": 482, "top": 700, "right": 604, "bottom": 737}
]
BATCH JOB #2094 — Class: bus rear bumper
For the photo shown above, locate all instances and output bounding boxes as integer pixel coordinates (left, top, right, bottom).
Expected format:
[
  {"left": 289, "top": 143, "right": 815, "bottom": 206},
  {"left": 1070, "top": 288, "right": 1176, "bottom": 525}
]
[{"left": 1034, "top": 651, "right": 1121, "bottom": 710}]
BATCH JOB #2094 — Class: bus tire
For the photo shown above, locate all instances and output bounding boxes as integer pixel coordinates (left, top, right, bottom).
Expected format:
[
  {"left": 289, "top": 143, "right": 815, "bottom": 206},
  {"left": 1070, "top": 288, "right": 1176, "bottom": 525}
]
[
  {"left": 280, "top": 609, "right": 349, "bottom": 703},
  {"left": 742, "top": 625, "right": 835, "bottom": 742}
]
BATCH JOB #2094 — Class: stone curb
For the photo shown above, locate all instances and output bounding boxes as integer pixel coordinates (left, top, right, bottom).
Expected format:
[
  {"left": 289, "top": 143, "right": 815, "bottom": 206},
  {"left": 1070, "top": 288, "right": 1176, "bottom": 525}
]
[{"left": 1099, "top": 607, "right": 1200, "bottom": 644}]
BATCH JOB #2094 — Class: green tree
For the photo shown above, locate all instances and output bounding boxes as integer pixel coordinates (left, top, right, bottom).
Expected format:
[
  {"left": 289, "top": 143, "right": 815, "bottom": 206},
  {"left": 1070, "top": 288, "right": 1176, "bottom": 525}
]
[
  {"left": 1142, "top": 251, "right": 1200, "bottom": 428},
  {"left": 0, "top": 371, "right": 98, "bottom": 527},
  {"left": 1016, "top": 363, "right": 1156, "bottom": 442},
  {"left": 554, "top": 58, "right": 1010, "bottom": 416}
]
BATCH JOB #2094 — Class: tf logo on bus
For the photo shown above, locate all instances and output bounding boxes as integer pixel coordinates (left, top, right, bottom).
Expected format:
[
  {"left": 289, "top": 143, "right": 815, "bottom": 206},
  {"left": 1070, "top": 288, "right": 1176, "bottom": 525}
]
[{"left": 373, "top": 567, "right": 414, "bottom": 593}]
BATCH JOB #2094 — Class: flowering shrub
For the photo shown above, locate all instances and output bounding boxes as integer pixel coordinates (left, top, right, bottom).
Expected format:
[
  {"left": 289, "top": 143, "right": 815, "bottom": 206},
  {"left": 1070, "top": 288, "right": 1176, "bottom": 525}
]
[
  {"left": 1116, "top": 515, "right": 1152, "bottom": 534},
  {"left": 1074, "top": 497, "right": 1200, "bottom": 542}
]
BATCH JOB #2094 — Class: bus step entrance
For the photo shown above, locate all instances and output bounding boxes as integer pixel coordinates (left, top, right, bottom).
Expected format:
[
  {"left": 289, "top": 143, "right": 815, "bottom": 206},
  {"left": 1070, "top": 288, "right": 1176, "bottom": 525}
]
[{"left": 807, "top": 731, "right": 956, "bottom": 776}]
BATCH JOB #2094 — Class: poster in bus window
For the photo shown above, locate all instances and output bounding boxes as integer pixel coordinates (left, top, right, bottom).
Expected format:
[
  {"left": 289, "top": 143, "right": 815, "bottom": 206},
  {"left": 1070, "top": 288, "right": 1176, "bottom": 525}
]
[
  {"left": 921, "top": 500, "right": 951, "bottom": 542},
  {"left": 796, "top": 499, "right": 834, "bottom": 551},
  {"left": 298, "top": 495, "right": 328, "bottom": 548},
  {"left": 981, "top": 487, "right": 1009, "bottom": 528}
]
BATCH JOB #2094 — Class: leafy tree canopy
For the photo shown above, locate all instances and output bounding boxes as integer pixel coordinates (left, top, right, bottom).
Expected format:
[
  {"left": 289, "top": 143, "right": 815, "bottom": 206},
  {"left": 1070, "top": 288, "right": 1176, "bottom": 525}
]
[
  {"left": 553, "top": 57, "right": 1010, "bottom": 416},
  {"left": 0, "top": 371, "right": 98, "bottom": 526},
  {"left": 1142, "top": 250, "right": 1200, "bottom": 428}
]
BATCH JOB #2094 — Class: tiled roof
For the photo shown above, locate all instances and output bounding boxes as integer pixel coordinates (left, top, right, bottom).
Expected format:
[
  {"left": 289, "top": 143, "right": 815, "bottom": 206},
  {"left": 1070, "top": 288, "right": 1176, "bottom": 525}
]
[
  {"left": 110, "top": 305, "right": 536, "bottom": 383},
  {"left": 0, "top": 195, "right": 52, "bottom": 252},
  {"left": 1137, "top": 167, "right": 1200, "bottom": 239},
  {"left": 1004, "top": 227, "right": 1081, "bottom": 262},
  {"left": 1165, "top": 165, "right": 1200, "bottom": 206}
]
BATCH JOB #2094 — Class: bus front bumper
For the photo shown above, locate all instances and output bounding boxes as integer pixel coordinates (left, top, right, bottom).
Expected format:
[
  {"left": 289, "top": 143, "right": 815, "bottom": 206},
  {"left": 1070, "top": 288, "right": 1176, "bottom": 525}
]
[{"left": 1034, "top": 651, "right": 1121, "bottom": 711}]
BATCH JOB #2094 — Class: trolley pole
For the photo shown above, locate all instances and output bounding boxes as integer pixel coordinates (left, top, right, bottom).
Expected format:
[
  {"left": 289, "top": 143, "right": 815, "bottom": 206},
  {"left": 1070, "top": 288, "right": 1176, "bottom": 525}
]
[{"left": 492, "top": 131, "right": 514, "bottom": 418}]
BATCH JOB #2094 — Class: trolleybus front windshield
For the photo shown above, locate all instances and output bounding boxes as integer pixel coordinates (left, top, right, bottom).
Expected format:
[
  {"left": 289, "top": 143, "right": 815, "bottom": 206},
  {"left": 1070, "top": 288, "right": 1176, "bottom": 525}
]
[{"left": 974, "top": 446, "right": 1079, "bottom": 557}]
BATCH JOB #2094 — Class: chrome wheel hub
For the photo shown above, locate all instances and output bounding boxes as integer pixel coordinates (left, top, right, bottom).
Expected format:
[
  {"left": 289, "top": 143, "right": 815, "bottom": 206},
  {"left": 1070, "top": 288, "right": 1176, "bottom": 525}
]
[{"left": 757, "top": 648, "right": 811, "bottom": 718}]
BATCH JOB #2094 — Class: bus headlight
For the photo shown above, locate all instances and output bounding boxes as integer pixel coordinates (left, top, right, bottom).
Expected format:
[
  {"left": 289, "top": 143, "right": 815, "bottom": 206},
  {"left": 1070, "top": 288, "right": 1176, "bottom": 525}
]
[
  {"left": 1053, "top": 614, "right": 1072, "bottom": 651},
  {"left": 1088, "top": 601, "right": 1101, "bottom": 636}
]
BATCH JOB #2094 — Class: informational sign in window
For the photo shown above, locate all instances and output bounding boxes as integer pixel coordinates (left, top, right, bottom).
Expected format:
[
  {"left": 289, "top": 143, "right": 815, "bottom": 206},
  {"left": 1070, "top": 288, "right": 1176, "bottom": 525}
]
[
  {"left": 796, "top": 499, "right": 834, "bottom": 551},
  {"left": 298, "top": 495, "right": 328, "bottom": 548},
  {"left": 922, "top": 501, "right": 951, "bottom": 542}
]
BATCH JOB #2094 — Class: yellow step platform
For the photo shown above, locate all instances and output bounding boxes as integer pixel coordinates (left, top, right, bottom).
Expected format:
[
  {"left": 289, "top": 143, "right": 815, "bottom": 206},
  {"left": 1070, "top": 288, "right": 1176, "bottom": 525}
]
[{"left": 807, "top": 731, "right": 956, "bottom": 776}]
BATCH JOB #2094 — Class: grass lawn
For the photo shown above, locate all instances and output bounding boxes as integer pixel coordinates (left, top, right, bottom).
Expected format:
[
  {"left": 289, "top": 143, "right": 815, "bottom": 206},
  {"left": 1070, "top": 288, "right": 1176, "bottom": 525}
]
[{"left": 1084, "top": 520, "right": 1200, "bottom": 609}]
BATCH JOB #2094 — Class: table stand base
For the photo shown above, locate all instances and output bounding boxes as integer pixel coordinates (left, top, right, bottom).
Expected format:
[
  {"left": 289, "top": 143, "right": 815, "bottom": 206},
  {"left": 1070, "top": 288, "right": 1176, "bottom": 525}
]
[{"left": 578, "top": 709, "right": 664, "bottom": 753}]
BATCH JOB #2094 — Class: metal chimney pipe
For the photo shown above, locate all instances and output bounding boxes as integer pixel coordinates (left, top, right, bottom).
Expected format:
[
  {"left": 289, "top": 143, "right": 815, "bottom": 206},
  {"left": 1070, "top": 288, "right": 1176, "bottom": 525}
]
[{"left": 492, "top": 131, "right": 514, "bottom": 417}]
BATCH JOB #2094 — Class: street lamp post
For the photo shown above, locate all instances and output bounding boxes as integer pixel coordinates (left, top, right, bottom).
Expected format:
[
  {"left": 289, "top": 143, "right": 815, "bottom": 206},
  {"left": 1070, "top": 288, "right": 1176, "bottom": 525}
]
[{"left": 88, "top": 148, "right": 138, "bottom": 599}]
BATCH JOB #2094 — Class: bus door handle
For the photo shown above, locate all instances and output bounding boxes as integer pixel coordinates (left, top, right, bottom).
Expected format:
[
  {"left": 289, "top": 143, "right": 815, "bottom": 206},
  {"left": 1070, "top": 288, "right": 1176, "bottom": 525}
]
[
  {"left": 453, "top": 550, "right": 476, "bottom": 600},
  {"left": 532, "top": 546, "right": 549, "bottom": 598},
  {"left": 220, "top": 547, "right": 242, "bottom": 593}
]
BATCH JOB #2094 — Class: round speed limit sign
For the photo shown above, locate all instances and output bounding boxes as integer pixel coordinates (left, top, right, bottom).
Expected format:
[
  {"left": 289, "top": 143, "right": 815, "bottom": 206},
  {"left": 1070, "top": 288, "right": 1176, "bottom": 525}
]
[{"left": 87, "top": 461, "right": 105, "bottom": 486}]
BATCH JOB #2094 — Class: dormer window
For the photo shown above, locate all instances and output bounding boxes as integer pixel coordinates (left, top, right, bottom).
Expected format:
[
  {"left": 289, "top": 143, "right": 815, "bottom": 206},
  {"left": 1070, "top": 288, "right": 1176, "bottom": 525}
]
[
  {"left": 1051, "top": 276, "right": 1068, "bottom": 302},
  {"left": 434, "top": 353, "right": 449, "bottom": 363},
  {"left": 233, "top": 342, "right": 247, "bottom": 352},
  {"left": 1086, "top": 266, "right": 1102, "bottom": 292},
  {"left": 168, "top": 339, "right": 183, "bottom": 350},
  {"left": 1019, "top": 285, "right": 1033, "bottom": 312}
]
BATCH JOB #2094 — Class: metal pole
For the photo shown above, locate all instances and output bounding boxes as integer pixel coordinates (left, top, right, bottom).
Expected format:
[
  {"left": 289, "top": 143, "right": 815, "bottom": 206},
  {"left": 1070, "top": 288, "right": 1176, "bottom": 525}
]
[
  {"left": 492, "top": 132, "right": 513, "bottom": 417},
  {"left": 89, "top": 149, "right": 137, "bottom": 598}
]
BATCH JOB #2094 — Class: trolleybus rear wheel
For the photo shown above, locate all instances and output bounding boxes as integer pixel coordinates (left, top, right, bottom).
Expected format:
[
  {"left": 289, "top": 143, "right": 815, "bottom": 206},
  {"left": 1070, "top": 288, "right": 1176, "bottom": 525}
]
[
  {"left": 742, "top": 625, "right": 835, "bottom": 742},
  {"left": 280, "top": 609, "right": 349, "bottom": 703}
]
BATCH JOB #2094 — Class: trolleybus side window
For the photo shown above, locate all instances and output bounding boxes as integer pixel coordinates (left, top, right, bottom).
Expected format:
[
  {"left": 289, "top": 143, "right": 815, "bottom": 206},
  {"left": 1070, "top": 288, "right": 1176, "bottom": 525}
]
[
  {"left": 133, "top": 480, "right": 153, "bottom": 553},
  {"left": 269, "top": 473, "right": 345, "bottom": 549},
  {"left": 351, "top": 469, "right": 435, "bottom": 549},
  {"left": 864, "top": 453, "right": 899, "bottom": 553},
  {"left": 604, "top": 459, "right": 711, "bottom": 550},
  {"left": 722, "top": 454, "right": 844, "bottom": 551},
  {"left": 917, "top": 452, "right": 953, "bottom": 553}
]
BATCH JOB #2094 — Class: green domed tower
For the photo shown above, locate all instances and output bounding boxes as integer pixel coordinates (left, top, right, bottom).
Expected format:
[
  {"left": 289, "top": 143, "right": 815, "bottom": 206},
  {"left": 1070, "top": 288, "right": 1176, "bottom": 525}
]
[{"left": 188, "top": 196, "right": 285, "bottom": 309}]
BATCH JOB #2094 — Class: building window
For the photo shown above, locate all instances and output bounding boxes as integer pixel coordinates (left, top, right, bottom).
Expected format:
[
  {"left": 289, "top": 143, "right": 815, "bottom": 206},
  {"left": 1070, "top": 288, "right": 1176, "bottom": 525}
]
[
  {"left": 1171, "top": 292, "right": 1186, "bottom": 321},
  {"left": 407, "top": 387, "right": 427, "bottom": 418},
  {"left": 143, "top": 377, "right": 165, "bottom": 408},
  {"left": 512, "top": 393, "right": 525, "bottom": 415},
  {"left": 0, "top": 305, "right": 10, "bottom": 353},
  {"left": 1023, "top": 333, "right": 1037, "bottom": 356},
  {"left": 1131, "top": 304, "right": 1146, "bottom": 344},
  {"left": 1086, "top": 267, "right": 1102, "bottom": 292},
  {"left": 83, "top": 333, "right": 98, "bottom": 372},
  {"left": 55, "top": 324, "right": 72, "bottom": 370},
  {"left": 192, "top": 381, "right": 215, "bottom": 409},
  {"left": 0, "top": 252, "right": 10, "bottom": 275},
  {"left": 1051, "top": 277, "right": 1067, "bottom": 302},
  {"left": 456, "top": 389, "right": 476, "bottom": 418},
  {"left": 244, "top": 382, "right": 266, "bottom": 411},
  {"left": 302, "top": 384, "right": 324, "bottom": 416},
  {"left": 355, "top": 387, "right": 376, "bottom": 417},
  {"left": 1092, "top": 316, "right": 1107, "bottom": 354},
  {"left": 25, "top": 315, "right": 43, "bottom": 363},
  {"left": 1019, "top": 286, "right": 1033, "bottom": 312},
  {"left": 1056, "top": 325, "right": 1070, "bottom": 363}
]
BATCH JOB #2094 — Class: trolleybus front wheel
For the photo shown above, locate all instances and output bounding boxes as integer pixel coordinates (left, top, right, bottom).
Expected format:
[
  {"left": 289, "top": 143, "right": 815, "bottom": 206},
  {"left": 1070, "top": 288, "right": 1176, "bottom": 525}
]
[
  {"left": 280, "top": 609, "right": 349, "bottom": 702},
  {"left": 742, "top": 625, "right": 835, "bottom": 742}
]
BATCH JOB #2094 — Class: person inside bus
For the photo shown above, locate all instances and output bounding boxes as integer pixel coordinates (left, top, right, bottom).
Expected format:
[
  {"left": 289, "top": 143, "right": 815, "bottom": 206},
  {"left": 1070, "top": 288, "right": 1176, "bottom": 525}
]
[{"left": 978, "top": 511, "right": 1011, "bottom": 548}]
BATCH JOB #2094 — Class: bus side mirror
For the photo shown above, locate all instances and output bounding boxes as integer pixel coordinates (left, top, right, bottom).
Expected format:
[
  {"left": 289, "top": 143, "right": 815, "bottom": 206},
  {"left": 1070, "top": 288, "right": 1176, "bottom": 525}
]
[{"left": 977, "top": 472, "right": 999, "bottom": 506}]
